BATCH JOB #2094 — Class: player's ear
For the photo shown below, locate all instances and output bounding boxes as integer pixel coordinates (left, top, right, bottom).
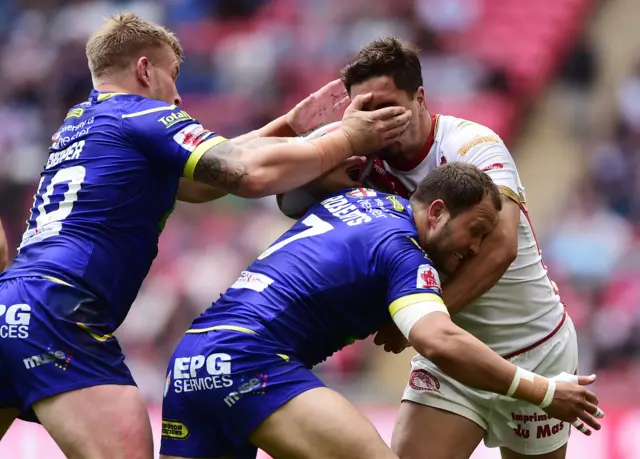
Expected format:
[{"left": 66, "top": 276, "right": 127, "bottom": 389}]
[
  {"left": 136, "top": 57, "right": 152, "bottom": 88},
  {"left": 427, "top": 199, "right": 447, "bottom": 226},
  {"left": 416, "top": 87, "right": 426, "bottom": 108}
]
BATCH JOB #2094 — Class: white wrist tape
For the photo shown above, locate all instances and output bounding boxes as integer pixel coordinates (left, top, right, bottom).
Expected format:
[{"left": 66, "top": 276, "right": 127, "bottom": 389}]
[
  {"left": 392, "top": 301, "right": 449, "bottom": 339},
  {"left": 506, "top": 367, "right": 554, "bottom": 408}
]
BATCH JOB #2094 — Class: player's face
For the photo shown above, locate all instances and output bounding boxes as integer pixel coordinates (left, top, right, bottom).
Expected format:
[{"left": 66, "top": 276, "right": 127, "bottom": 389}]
[
  {"left": 349, "top": 76, "right": 426, "bottom": 158},
  {"left": 148, "top": 44, "right": 182, "bottom": 106},
  {"left": 423, "top": 196, "right": 499, "bottom": 276}
]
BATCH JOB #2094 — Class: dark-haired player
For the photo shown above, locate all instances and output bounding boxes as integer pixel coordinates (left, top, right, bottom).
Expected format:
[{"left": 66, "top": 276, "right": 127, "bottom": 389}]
[{"left": 278, "top": 36, "right": 593, "bottom": 459}]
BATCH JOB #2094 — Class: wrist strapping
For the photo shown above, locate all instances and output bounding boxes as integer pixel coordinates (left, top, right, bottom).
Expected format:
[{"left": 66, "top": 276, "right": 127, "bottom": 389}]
[
  {"left": 506, "top": 367, "right": 555, "bottom": 409},
  {"left": 309, "top": 130, "right": 355, "bottom": 174}
]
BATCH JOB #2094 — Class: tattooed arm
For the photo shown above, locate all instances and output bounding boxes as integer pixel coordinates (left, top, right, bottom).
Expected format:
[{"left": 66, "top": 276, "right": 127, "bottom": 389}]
[
  {"left": 190, "top": 136, "right": 343, "bottom": 198},
  {"left": 177, "top": 137, "right": 291, "bottom": 203},
  {"left": 186, "top": 93, "right": 412, "bottom": 198}
]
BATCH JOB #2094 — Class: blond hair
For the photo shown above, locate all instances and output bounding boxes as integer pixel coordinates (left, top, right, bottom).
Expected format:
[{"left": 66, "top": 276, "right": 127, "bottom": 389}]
[{"left": 86, "top": 12, "right": 184, "bottom": 83}]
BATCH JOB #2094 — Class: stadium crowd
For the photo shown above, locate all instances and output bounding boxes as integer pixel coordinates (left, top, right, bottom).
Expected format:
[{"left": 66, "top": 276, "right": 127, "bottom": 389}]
[{"left": 0, "top": 0, "right": 638, "bottom": 404}]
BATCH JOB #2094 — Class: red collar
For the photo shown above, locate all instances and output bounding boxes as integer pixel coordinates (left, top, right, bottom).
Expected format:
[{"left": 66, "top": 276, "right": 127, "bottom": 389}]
[{"left": 385, "top": 113, "right": 437, "bottom": 172}]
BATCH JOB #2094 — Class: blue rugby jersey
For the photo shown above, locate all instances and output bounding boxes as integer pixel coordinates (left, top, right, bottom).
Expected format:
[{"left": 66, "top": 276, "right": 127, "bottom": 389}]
[
  {"left": 190, "top": 189, "right": 444, "bottom": 367},
  {"left": 3, "top": 90, "right": 226, "bottom": 330}
]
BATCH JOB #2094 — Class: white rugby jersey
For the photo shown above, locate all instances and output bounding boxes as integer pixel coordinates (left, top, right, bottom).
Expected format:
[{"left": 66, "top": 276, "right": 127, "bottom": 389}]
[
  {"left": 281, "top": 115, "right": 566, "bottom": 356},
  {"left": 389, "top": 115, "right": 565, "bottom": 356}
]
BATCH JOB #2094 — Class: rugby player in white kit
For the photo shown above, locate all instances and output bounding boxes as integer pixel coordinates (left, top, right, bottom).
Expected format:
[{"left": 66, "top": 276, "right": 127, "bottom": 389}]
[{"left": 278, "top": 37, "right": 594, "bottom": 459}]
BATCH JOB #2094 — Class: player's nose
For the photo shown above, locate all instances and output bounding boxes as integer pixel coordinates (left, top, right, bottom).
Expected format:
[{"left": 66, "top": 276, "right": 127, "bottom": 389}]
[{"left": 174, "top": 94, "right": 182, "bottom": 106}]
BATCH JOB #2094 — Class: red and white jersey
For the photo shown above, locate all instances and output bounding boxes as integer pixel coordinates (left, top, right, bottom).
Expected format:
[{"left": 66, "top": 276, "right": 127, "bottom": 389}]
[{"left": 289, "top": 115, "right": 565, "bottom": 356}]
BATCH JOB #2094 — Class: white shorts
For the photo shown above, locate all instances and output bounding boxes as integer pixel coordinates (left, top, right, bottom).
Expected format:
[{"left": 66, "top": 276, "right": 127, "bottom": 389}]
[{"left": 402, "top": 313, "right": 578, "bottom": 456}]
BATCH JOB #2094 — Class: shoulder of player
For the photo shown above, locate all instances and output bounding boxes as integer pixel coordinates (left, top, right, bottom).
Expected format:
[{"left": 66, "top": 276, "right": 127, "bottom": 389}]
[
  {"left": 438, "top": 115, "right": 504, "bottom": 157},
  {"left": 318, "top": 190, "right": 415, "bottom": 232},
  {"left": 117, "top": 97, "right": 188, "bottom": 122}
]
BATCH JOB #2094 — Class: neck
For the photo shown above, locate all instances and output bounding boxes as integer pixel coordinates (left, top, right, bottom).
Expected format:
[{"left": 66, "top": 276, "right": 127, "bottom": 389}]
[
  {"left": 406, "top": 110, "right": 433, "bottom": 160},
  {"left": 411, "top": 201, "right": 430, "bottom": 248},
  {"left": 95, "top": 82, "right": 131, "bottom": 94}
]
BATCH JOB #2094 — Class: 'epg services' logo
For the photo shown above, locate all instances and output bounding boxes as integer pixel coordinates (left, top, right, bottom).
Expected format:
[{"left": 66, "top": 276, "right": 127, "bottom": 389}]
[{"left": 0, "top": 304, "right": 30, "bottom": 339}]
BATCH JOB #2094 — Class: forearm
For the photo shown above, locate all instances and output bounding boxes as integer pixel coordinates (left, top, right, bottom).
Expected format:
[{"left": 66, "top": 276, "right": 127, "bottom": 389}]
[
  {"left": 411, "top": 314, "right": 547, "bottom": 405},
  {"left": 193, "top": 131, "right": 353, "bottom": 198}
]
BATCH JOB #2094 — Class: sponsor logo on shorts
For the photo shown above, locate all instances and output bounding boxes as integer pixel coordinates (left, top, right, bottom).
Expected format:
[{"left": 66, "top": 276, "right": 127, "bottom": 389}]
[
  {"left": 510, "top": 413, "right": 565, "bottom": 439},
  {"left": 0, "top": 304, "right": 31, "bottom": 339},
  {"left": 171, "top": 353, "right": 233, "bottom": 394},
  {"left": 158, "top": 109, "right": 194, "bottom": 128},
  {"left": 416, "top": 265, "right": 441, "bottom": 293},
  {"left": 230, "top": 271, "right": 274, "bottom": 293},
  {"left": 161, "top": 419, "right": 190, "bottom": 439},
  {"left": 408, "top": 369, "right": 442, "bottom": 394},
  {"left": 223, "top": 373, "right": 268, "bottom": 407},
  {"left": 23, "top": 349, "right": 72, "bottom": 370}
]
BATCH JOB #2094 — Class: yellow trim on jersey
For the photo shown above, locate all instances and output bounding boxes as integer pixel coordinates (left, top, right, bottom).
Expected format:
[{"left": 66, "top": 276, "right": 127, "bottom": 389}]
[
  {"left": 97, "top": 92, "right": 127, "bottom": 101},
  {"left": 433, "top": 114, "right": 441, "bottom": 139},
  {"left": 41, "top": 276, "right": 73, "bottom": 287},
  {"left": 182, "top": 136, "right": 229, "bottom": 179},
  {"left": 277, "top": 354, "right": 290, "bottom": 362},
  {"left": 408, "top": 237, "right": 422, "bottom": 251},
  {"left": 389, "top": 293, "right": 443, "bottom": 317},
  {"left": 458, "top": 135, "right": 500, "bottom": 157},
  {"left": 185, "top": 324, "right": 256, "bottom": 335},
  {"left": 498, "top": 186, "right": 522, "bottom": 205},
  {"left": 76, "top": 322, "right": 114, "bottom": 342},
  {"left": 121, "top": 105, "right": 177, "bottom": 119}
]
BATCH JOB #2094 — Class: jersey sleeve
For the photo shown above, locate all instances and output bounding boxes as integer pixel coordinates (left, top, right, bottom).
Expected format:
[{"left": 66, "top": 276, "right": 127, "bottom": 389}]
[
  {"left": 379, "top": 234, "right": 445, "bottom": 318},
  {"left": 449, "top": 122, "right": 521, "bottom": 204},
  {"left": 122, "top": 102, "right": 228, "bottom": 178}
]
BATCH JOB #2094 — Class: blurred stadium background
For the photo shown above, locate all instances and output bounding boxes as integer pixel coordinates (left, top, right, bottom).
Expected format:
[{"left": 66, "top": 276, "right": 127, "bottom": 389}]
[{"left": 1, "top": 0, "right": 640, "bottom": 457}]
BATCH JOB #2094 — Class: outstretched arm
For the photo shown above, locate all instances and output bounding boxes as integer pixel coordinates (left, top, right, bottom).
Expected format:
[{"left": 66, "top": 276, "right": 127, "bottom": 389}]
[
  {"left": 187, "top": 95, "right": 410, "bottom": 198},
  {"left": 393, "top": 300, "right": 602, "bottom": 434}
]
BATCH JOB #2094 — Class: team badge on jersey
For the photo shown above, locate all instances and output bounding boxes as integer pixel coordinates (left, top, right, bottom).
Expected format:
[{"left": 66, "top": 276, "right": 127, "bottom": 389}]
[
  {"left": 346, "top": 188, "right": 377, "bottom": 198},
  {"left": 416, "top": 264, "right": 441, "bottom": 293},
  {"left": 173, "top": 124, "right": 211, "bottom": 152}
]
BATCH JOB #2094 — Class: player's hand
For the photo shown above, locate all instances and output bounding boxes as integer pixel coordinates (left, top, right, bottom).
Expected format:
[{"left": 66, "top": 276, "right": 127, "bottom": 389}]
[
  {"left": 286, "top": 79, "right": 350, "bottom": 135},
  {"left": 542, "top": 373, "right": 604, "bottom": 436},
  {"left": 340, "top": 93, "right": 412, "bottom": 155},
  {"left": 373, "top": 321, "right": 411, "bottom": 354}
]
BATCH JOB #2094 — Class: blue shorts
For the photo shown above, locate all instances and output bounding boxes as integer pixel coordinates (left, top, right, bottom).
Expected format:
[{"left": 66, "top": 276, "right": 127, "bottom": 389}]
[
  {"left": 160, "top": 328, "right": 324, "bottom": 459},
  {"left": 0, "top": 277, "right": 135, "bottom": 421}
]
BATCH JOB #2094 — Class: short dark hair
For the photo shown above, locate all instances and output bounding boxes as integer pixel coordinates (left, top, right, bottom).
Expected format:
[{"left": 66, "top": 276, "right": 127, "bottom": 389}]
[
  {"left": 340, "top": 37, "right": 423, "bottom": 96},
  {"left": 411, "top": 163, "right": 502, "bottom": 217}
]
